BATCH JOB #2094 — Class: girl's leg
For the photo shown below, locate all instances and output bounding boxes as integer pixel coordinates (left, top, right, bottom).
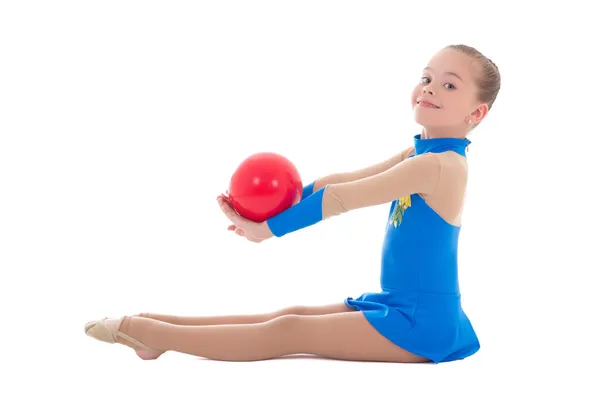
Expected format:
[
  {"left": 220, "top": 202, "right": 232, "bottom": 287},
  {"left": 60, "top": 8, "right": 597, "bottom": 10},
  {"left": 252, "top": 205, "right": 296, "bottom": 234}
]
[
  {"left": 135, "top": 303, "right": 353, "bottom": 326},
  {"left": 111, "top": 312, "right": 429, "bottom": 363}
]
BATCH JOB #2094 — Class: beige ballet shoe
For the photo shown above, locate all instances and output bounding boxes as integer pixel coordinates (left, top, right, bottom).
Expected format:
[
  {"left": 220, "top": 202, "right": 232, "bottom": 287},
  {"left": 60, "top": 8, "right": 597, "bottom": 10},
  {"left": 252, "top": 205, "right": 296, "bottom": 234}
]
[{"left": 84, "top": 316, "right": 158, "bottom": 354}]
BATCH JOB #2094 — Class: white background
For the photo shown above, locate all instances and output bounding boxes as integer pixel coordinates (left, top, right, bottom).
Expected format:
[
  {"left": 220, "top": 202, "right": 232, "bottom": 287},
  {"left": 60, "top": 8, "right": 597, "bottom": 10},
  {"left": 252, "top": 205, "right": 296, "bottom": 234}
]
[{"left": 1, "top": 1, "right": 598, "bottom": 399}]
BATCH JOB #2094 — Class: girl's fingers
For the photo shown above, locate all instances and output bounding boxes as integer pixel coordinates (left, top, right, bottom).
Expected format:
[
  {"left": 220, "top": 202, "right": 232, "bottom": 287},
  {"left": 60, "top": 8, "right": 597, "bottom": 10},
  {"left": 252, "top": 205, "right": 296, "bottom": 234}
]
[{"left": 218, "top": 197, "right": 242, "bottom": 224}]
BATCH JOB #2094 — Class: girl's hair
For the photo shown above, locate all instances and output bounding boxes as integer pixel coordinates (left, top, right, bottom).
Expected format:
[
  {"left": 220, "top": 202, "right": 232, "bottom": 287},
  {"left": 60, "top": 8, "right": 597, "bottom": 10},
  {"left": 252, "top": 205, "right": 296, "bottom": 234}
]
[{"left": 445, "top": 44, "right": 501, "bottom": 130}]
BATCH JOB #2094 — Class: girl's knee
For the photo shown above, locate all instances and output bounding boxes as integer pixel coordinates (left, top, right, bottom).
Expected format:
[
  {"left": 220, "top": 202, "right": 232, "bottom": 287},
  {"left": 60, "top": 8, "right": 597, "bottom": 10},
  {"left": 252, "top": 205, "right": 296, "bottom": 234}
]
[
  {"left": 273, "top": 305, "right": 308, "bottom": 317},
  {"left": 265, "top": 314, "right": 304, "bottom": 335}
]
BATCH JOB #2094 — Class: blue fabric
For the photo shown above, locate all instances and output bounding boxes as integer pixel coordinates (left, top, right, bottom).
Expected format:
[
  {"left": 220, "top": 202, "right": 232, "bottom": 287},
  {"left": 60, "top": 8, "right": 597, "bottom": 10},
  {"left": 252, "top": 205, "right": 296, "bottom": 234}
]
[
  {"left": 266, "top": 187, "right": 325, "bottom": 237},
  {"left": 345, "top": 133, "right": 479, "bottom": 363},
  {"left": 413, "top": 133, "right": 471, "bottom": 157},
  {"left": 301, "top": 181, "right": 315, "bottom": 200}
]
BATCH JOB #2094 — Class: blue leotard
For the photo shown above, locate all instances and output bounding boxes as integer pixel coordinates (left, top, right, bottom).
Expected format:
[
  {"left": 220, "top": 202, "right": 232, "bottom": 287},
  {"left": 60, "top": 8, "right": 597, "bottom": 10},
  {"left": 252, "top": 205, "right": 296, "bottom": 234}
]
[{"left": 267, "top": 134, "right": 479, "bottom": 363}]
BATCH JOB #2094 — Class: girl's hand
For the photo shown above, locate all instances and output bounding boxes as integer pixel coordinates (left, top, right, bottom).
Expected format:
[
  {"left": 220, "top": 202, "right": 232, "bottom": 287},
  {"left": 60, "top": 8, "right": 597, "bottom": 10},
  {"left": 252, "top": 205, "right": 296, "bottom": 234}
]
[{"left": 217, "top": 194, "right": 274, "bottom": 243}]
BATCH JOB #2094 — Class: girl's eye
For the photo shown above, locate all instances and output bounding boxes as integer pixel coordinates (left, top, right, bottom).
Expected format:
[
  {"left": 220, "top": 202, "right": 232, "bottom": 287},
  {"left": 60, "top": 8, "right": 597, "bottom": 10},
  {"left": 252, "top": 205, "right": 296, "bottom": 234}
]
[{"left": 420, "top": 77, "right": 456, "bottom": 90}]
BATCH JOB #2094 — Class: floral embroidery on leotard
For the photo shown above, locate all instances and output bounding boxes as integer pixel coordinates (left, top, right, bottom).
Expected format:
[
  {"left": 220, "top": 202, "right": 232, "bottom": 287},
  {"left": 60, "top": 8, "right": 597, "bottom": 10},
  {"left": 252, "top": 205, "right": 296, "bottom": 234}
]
[{"left": 389, "top": 195, "right": 411, "bottom": 227}]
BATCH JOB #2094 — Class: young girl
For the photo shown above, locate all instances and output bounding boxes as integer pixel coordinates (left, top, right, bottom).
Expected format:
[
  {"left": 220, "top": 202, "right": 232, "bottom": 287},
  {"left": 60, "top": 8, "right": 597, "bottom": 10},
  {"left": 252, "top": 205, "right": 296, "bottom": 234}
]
[{"left": 85, "top": 44, "right": 501, "bottom": 364}]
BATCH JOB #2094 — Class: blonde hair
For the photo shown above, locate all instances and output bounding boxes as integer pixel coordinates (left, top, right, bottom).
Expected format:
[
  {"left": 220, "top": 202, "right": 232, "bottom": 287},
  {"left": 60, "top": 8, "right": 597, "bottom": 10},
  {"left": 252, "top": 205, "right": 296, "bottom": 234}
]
[{"left": 445, "top": 44, "right": 501, "bottom": 130}]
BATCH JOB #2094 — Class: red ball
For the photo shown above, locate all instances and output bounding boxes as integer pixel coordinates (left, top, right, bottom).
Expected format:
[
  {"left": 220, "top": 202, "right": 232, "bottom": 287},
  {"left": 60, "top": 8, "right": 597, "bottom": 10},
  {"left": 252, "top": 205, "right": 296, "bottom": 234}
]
[{"left": 227, "top": 152, "right": 303, "bottom": 222}]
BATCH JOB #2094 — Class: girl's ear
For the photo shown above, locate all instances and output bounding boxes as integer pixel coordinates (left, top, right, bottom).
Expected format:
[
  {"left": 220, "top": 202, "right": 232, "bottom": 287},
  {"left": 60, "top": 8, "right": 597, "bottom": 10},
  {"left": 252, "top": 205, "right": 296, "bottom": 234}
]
[{"left": 471, "top": 103, "right": 489, "bottom": 124}]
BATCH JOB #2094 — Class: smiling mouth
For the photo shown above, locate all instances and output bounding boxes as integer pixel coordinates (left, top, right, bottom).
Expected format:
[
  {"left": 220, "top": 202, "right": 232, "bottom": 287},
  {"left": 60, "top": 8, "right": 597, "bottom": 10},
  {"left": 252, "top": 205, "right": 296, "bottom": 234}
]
[{"left": 417, "top": 101, "right": 440, "bottom": 109}]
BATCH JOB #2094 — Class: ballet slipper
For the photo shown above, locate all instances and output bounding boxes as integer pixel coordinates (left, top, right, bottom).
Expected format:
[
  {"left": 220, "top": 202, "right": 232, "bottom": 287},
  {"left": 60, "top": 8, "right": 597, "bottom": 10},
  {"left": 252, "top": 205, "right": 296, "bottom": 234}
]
[{"left": 84, "top": 317, "right": 163, "bottom": 360}]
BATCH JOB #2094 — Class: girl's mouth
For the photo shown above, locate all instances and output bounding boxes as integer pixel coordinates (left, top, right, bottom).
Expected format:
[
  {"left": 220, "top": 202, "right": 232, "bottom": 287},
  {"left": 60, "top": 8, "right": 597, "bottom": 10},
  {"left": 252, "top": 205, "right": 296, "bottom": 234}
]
[{"left": 417, "top": 101, "right": 440, "bottom": 109}]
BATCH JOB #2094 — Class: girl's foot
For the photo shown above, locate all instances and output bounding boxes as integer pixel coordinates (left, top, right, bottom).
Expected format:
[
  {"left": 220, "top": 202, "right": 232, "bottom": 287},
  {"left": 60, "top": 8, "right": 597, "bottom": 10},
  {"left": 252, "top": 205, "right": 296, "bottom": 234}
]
[{"left": 84, "top": 316, "right": 165, "bottom": 360}]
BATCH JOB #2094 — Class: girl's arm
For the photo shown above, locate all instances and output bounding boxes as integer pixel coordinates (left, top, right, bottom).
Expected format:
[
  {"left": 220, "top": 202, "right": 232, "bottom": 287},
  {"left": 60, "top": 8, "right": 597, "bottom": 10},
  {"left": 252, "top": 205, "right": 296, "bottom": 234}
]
[
  {"left": 267, "top": 152, "right": 441, "bottom": 237},
  {"left": 300, "top": 147, "right": 415, "bottom": 200}
]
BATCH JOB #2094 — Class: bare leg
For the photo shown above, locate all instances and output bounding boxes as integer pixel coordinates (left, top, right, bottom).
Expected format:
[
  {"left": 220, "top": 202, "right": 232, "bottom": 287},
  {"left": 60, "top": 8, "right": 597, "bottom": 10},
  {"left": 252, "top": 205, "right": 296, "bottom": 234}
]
[
  {"left": 135, "top": 303, "right": 353, "bottom": 326},
  {"left": 114, "top": 312, "right": 429, "bottom": 363}
]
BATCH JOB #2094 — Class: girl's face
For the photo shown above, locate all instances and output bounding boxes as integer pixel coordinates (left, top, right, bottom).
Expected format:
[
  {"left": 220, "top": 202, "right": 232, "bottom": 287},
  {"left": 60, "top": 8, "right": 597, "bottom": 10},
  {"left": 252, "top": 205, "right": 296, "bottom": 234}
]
[{"left": 411, "top": 48, "right": 488, "bottom": 132}]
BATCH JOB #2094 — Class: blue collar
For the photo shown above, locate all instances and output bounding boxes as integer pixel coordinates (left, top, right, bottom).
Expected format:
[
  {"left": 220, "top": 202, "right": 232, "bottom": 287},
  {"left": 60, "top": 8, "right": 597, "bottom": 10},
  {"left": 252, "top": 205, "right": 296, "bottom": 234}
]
[{"left": 413, "top": 134, "right": 471, "bottom": 157}]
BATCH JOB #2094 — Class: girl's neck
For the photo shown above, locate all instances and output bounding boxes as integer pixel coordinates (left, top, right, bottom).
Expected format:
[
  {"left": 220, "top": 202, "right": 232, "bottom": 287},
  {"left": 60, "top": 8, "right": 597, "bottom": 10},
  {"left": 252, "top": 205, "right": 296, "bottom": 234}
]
[{"left": 421, "top": 125, "right": 468, "bottom": 140}]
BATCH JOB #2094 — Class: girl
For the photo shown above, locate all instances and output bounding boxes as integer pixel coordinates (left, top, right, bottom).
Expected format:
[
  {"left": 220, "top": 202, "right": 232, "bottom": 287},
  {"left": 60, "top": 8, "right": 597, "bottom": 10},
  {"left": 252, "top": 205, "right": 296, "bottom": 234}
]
[{"left": 85, "top": 44, "right": 501, "bottom": 364}]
